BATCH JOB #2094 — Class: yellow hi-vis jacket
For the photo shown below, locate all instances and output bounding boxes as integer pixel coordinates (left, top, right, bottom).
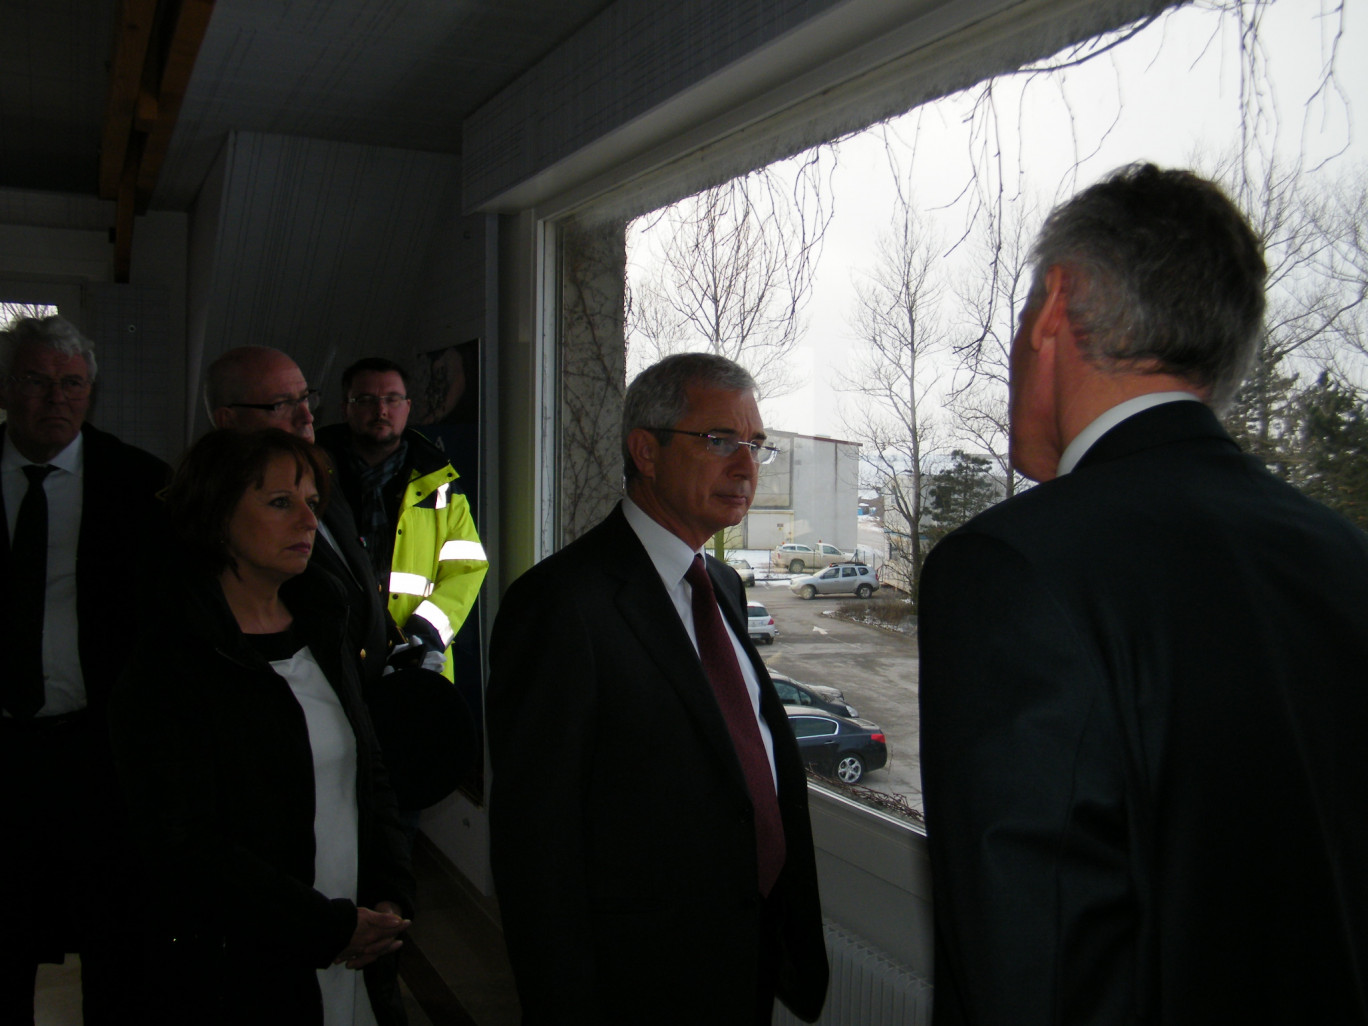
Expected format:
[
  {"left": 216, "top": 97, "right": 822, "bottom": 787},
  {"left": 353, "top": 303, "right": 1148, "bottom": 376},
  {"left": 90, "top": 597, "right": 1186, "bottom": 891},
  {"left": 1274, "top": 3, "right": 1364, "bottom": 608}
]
[{"left": 386, "top": 455, "right": 488, "bottom": 681}]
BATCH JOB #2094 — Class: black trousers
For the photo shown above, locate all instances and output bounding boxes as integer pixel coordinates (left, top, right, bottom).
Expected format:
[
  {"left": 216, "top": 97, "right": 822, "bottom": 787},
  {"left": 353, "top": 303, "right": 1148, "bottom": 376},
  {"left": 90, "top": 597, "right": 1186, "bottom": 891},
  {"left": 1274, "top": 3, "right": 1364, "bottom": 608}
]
[{"left": 0, "top": 712, "right": 142, "bottom": 1025}]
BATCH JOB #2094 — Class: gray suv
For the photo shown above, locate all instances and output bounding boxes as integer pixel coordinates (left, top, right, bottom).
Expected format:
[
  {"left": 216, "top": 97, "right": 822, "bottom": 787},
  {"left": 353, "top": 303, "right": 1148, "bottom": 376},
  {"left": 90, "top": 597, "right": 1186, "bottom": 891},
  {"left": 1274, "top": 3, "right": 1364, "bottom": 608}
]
[{"left": 789, "top": 562, "right": 879, "bottom": 600}]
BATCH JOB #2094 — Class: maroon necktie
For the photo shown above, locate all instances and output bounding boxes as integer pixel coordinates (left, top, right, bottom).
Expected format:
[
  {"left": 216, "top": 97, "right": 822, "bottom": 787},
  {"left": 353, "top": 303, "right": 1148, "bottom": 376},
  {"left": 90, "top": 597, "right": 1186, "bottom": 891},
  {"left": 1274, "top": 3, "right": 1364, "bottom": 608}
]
[{"left": 685, "top": 554, "right": 786, "bottom": 895}]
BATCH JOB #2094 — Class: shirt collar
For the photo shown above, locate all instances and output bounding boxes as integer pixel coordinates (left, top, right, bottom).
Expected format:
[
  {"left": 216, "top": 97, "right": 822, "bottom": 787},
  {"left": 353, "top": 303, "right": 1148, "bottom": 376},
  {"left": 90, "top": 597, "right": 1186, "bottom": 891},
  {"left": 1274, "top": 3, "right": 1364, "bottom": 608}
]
[
  {"left": 1, "top": 426, "right": 83, "bottom": 475},
  {"left": 622, "top": 495, "right": 702, "bottom": 587},
  {"left": 1056, "top": 392, "right": 1202, "bottom": 476},
  {"left": 353, "top": 438, "right": 408, "bottom": 490}
]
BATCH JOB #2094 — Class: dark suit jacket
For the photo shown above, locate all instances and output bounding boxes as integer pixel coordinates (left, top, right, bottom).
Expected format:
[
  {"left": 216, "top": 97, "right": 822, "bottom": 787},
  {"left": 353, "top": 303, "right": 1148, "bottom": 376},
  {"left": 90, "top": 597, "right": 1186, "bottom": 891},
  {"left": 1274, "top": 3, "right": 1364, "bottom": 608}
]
[
  {"left": 0, "top": 422, "right": 168, "bottom": 960},
  {"left": 487, "top": 504, "right": 829, "bottom": 1024},
  {"left": 314, "top": 491, "right": 391, "bottom": 688},
  {"left": 0, "top": 422, "right": 170, "bottom": 718},
  {"left": 918, "top": 401, "right": 1368, "bottom": 1025}
]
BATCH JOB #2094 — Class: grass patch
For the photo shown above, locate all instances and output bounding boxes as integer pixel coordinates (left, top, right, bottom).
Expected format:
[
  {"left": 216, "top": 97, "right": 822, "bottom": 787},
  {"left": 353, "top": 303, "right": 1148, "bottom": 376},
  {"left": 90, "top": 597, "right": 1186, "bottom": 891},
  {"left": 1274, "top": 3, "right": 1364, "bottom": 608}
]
[{"left": 826, "top": 595, "right": 918, "bottom": 632}]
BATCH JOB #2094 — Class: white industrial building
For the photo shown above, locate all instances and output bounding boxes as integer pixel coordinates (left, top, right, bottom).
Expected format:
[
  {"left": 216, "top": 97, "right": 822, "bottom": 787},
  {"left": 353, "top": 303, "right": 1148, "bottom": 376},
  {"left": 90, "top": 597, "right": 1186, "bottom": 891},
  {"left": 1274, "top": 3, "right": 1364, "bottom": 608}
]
[{"left": 744, "top": 429, "right": 862, "bottom": 555}]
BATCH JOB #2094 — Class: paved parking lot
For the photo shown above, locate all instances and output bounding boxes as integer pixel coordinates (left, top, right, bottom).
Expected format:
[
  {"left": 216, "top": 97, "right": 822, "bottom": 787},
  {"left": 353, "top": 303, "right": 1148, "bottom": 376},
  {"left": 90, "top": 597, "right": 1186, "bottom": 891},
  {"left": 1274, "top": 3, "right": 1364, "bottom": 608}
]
[{"left": 747, "top": 574, "right": 923, "bottom": 812}]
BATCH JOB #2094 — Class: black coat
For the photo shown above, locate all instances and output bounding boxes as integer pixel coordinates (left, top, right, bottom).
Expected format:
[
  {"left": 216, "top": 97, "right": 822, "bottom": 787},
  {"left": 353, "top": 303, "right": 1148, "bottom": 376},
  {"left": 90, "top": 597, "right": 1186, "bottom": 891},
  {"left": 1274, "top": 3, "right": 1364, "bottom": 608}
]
[
  {"left": 919, "top": 401, "right": 1368, "bottom": 1025},
  {"left": 487, "top": 505, "right": 829, "bottom": 1024},
  {"left": 111, "top": 565, "right": 414, "bottom": 1026},
  {"left": 314, "top": 487, "right": 392, "bottom": 689}
]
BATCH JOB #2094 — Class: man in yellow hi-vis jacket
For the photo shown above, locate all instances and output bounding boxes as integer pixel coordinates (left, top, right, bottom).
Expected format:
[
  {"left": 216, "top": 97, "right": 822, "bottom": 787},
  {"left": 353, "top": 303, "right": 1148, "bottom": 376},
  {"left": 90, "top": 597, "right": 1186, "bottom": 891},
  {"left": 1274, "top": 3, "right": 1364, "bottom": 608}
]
[{"left": 318, "top": 357, "right": 487, "bottom": 681}]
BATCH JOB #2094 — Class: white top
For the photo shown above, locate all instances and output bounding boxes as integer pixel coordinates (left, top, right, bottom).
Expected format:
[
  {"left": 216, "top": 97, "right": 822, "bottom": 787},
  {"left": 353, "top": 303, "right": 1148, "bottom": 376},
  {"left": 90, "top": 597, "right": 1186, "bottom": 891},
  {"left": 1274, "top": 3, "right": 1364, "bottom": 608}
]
[
  {"left": 1056, "top": 392, "right": 1204, "bottom": 476},
  {"left": 622, "top": 496, "right": 778, "bottom": 790},
  {"left": 2, "top": 430, "right": 85, "bottom": 715},
  {"left": 271, "top": 645, "right": 378, "bottom": 1026}
]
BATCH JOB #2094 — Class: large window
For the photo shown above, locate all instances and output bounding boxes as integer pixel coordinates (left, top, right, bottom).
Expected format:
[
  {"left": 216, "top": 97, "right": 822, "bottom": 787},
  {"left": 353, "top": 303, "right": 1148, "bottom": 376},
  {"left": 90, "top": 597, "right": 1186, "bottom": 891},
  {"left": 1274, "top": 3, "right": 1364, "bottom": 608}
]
[{"left": 625, "top": 0, "right": 1367, "bottom": 816}]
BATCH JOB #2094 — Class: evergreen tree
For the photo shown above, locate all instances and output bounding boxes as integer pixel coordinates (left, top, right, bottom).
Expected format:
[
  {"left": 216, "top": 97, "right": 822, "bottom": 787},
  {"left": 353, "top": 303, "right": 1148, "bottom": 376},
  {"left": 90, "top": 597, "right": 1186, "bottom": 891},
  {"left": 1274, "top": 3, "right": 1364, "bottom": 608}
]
[
  {"left": 1296, "top": 372, "right": 1368, "bottom": 531},
  {"left": 1223, "top": 348, "right": 1302, "bottom": 482},
  {"left": 925, "top": 450, "right": 999, "bottom": 545}
]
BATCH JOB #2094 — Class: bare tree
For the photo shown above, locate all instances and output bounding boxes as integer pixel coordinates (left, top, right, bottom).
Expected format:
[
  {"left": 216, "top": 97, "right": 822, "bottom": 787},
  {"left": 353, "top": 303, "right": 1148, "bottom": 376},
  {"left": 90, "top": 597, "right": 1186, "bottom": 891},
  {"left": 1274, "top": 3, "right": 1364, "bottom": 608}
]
[
  {"left": 945, "top": 197, "right": 1041, "bottom": 500},
  {"left": 1315, "top": 167, "right": 1368, "bottom": 367},
  {"left": 841, "top": 137, "right": 946, "bottom": 601},
  {"left": 1214, "top": 157, "right": 1368, "bottom": 464},
  {"left": 626, "top": 150, "right": 834, "bottom": 398}
]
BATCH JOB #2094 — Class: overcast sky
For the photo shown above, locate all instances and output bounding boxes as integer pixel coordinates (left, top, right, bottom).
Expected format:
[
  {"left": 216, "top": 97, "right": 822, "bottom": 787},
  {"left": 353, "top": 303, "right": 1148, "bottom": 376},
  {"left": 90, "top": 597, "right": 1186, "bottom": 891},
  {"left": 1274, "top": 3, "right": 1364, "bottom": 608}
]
[{"left": 629, "top": 0, "right": 1366, "bottom": 442}]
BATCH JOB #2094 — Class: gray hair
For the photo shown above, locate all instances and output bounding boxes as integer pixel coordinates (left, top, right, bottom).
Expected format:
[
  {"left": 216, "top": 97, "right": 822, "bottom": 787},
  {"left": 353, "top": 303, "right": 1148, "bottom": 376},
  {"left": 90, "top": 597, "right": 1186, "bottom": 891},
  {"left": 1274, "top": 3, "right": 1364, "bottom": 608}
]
[
  {"left": 622, "top": 352, "right": 757, "bottom": 481},
  {"left": 0, "top": 315, "right": 98, "bottom": 380},
  {"left": 1029, "top": 162, "right": 1266, "bottom": 411}
]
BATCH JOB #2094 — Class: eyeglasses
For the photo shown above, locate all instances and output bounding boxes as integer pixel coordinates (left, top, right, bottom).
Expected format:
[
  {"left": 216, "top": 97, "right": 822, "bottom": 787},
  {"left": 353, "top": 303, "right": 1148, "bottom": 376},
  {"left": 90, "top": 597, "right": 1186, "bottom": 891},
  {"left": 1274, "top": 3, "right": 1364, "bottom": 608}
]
[
  {"left": 345, "top": 393, "right": 410, "bottom": 409},
  {"left": 649, "top": 428, "right": 782, "bottom": 465},
  {"left": 227, "top": 390, "right": 321, "bottom": 416},
  {"left": 9, "top": 373, "right": 92, "bottom": 399}
]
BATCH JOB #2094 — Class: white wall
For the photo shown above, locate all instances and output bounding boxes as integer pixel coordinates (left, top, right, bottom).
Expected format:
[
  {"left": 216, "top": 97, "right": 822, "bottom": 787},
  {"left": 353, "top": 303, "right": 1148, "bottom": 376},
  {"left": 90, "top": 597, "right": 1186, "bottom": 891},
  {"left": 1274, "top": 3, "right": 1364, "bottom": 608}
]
[
  {"left": 0, "top": 197, "right": 188, "bottom": 459},
  {"left": 753, "top": 433, "right": 862, "bottom": 552}
]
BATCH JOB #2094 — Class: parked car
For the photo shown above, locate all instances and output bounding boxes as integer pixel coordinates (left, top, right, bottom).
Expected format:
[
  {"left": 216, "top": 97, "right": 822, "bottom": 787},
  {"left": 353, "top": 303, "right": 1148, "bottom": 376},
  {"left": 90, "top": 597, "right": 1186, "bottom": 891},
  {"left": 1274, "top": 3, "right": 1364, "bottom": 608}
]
[
  {"left": 770, "top": 672, "right": 857, "bottom": 719},
  {"left": 789, "top": 562, "right": 879, "bottom": 600},
  {"left": 771, "top": 541, "right": 850, "bottom": 574},
  {"left": 747, "top": 601, "right": 777, "bottom": 644},
  {"left": 785, "top": 707, "right": 888, "bottom": 784},
  {"left": 726, "top": 557, "right": 756, "bottom": 586}
]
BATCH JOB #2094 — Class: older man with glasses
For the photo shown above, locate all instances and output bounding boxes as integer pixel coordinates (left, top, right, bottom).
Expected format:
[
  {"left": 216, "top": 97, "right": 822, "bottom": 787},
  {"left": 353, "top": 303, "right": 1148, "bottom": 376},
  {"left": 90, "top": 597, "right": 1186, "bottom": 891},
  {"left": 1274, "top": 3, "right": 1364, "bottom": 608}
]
[
  {"left": 486, "top": 352, "right": 828, "bottom": 1025},
  {"left": 0, "top": 314, "right": 169, "bottom": 1022},
  {"left": 206, "top": 346, "right": 391, "bottom": 690}
]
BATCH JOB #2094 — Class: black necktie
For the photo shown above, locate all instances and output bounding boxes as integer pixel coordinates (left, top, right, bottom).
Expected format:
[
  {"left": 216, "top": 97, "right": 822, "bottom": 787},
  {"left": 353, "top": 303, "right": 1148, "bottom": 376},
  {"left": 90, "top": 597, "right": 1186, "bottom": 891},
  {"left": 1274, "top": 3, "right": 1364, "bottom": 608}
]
[
  {"left": 685, "top": 555, "right": 786, "bottom": 895},
  {"left": 4, "top": 464, "right": 55, "bottom": 718}
]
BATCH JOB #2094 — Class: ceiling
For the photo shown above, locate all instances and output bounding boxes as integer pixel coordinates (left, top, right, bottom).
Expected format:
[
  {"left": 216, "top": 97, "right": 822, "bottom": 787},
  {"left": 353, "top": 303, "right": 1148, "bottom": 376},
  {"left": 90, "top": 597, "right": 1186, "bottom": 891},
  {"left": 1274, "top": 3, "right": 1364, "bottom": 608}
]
[{"left": 0, "top": 0, "right": 614, "bottom": 212}]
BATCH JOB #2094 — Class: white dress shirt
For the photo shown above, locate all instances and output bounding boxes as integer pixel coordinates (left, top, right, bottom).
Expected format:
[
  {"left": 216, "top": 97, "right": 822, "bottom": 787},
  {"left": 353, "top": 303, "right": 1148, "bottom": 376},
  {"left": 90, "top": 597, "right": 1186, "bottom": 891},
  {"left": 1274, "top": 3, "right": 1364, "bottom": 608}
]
[
  {"left": 2, "top": 430, "right": 86, "bottom": 715},
  {"left": 622, "top": 496, "right": 779, "bottom": 790}
]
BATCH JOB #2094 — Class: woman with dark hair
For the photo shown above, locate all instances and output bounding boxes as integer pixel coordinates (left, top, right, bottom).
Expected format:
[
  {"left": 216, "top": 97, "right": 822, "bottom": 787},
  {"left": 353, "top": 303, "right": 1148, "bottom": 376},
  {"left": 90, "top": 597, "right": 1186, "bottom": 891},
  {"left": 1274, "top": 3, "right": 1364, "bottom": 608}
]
[{"left": 111, "top": 428, "right": 413, "bottom": 1026}]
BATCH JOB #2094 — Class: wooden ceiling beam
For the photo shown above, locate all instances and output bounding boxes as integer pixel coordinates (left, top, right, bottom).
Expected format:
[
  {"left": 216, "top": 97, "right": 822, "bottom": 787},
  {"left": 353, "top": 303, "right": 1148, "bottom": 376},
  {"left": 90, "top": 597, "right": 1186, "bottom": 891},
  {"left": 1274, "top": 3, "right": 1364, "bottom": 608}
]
[
  {"left": 99, "top": 0, "right": 159, "bottom": 201},
  {"left": 100, "top": 0, "right": 215, "bottom": 281},
  {"left": 134, "top": 0, "right": 215, "bottom": 209},
  {"left": 113, "top": 145, "right": 139, "bottom": 282}
]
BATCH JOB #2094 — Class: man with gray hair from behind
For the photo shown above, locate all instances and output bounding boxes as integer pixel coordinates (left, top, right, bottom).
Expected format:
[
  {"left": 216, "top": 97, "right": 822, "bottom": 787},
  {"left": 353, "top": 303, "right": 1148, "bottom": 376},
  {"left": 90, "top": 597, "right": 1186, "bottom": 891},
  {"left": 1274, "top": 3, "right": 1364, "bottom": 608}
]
[
  {"left": 919, "top": 163, "right": 1368, "bottom": 1025},
  {"left": 0, "top": 313, "right": 169, "bottom": 1022}
]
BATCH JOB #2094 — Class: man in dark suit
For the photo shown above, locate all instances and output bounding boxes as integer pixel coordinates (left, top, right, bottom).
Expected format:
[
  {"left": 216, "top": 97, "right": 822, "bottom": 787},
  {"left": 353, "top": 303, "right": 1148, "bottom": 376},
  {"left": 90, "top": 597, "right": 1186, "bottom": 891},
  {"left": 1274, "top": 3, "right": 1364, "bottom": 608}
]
[
  {"left": 918, "top": 163, "right": 1368, "bottom": 1025},
  {"left": 487, "top": 353, "right": 829, "bottom": 1024},
  {"left": 0, "top": 314, "right": 169, "bottom": 1022},
  {"left": 207, "top": 346, "right": 391, "bottom": 686}
]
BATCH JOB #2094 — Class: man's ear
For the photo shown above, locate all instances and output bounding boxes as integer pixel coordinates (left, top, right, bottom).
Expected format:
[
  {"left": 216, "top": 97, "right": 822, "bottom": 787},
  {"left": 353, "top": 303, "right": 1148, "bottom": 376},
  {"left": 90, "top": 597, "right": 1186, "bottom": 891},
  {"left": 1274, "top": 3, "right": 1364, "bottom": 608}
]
[
  {"left": 626, "top": 427, "right": 658, "bottom": 480},
  {"left": 1031, "top": 264, "right": 1071, "bottom": 351}
]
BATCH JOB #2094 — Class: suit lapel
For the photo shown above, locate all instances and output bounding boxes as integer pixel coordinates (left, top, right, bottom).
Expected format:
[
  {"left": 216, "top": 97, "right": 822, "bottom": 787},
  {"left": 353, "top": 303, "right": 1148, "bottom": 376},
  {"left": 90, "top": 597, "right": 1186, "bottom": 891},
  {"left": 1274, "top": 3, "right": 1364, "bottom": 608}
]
[
  {"left": 75, "top": 424, "right": 109, "bottom": 573},
  {"left": 600, "top": 509, "right": 753, "bottom": 787},
  {"left": 0, "top": 425, "right": 9, "bottom": 569},
  {"left": 320, "top": 495, "right": 374, "bottom": 592}
]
